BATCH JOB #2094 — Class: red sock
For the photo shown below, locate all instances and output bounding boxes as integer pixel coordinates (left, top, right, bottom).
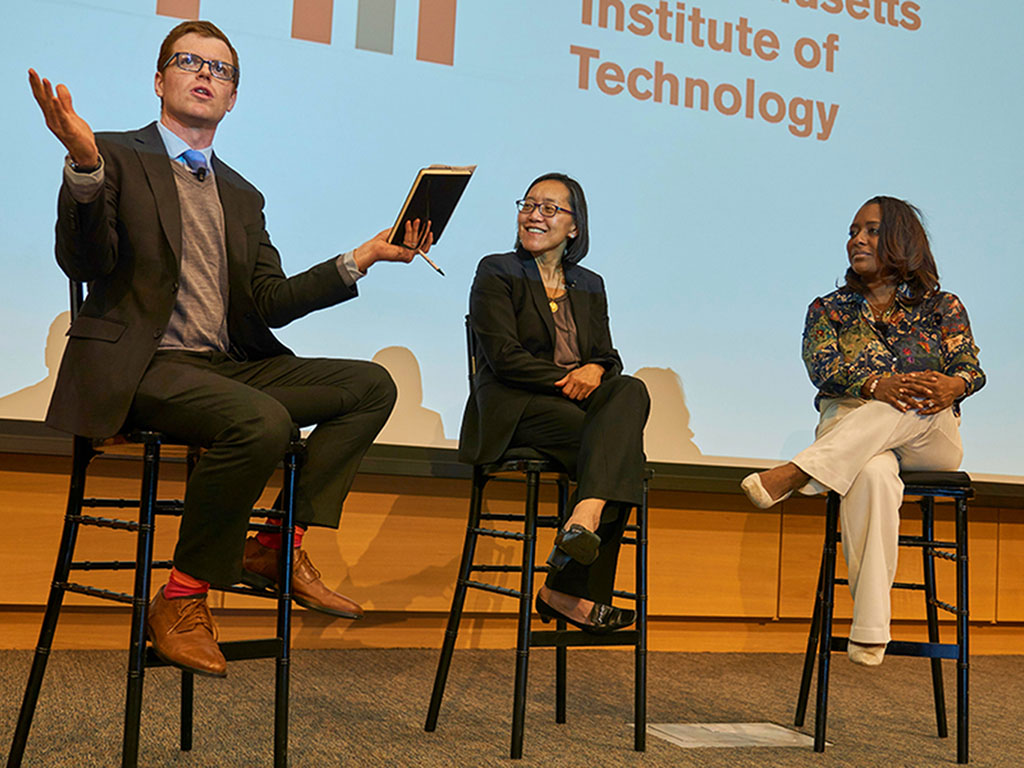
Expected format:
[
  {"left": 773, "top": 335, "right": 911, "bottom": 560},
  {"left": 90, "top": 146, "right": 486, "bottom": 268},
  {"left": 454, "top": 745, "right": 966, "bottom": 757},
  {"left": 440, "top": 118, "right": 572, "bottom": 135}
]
[
  {"left": 256, "top": 517, "right": 305, "bottom": 550},
  {"left": 163, "top": 567, "right": 210, "bottom": 599}
]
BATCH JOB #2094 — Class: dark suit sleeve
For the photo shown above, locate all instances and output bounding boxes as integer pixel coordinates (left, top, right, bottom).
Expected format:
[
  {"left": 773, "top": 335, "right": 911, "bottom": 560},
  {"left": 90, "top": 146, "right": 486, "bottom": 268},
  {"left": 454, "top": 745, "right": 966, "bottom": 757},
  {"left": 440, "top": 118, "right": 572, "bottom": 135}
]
[
  {"left": 469, "top": 256, "right": 567, "bottom": 392},
  {"left": 55, "top": 142, "right": 121, "bottom": 282},
  {"left": 583, "top": 273, "right": 623, "bottom": 377},
  {"left": 246, "top": 199, "right": 358, "bottom": 328}
]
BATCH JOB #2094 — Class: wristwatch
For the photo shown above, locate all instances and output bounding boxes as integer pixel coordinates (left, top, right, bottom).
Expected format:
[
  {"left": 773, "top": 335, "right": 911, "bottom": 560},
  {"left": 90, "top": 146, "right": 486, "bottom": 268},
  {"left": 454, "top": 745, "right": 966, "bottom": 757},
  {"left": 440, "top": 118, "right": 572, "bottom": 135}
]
[{"left": 68, "top": 156, "right": 101, "bottom": 174}]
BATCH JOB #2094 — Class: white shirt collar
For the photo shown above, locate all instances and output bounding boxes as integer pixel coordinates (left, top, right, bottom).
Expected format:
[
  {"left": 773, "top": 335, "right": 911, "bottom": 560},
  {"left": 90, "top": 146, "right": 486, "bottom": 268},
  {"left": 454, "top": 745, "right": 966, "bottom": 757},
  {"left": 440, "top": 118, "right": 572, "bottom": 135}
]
[{"left": 156, "top": 121, "right": 214, "bottom": 170}]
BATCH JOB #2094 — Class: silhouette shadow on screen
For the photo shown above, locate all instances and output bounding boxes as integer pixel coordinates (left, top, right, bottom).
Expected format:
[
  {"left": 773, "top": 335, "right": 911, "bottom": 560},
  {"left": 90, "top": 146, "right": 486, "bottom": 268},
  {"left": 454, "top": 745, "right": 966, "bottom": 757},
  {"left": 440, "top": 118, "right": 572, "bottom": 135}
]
[
  {"left": 632, "top": 366, "right": 702, "bottom": 461},
  {"left": 0, "top": 311, "right": 70, "bottom": 421},
  {"left": 370, "top": 345, "right": 456, "bottom": 449}
]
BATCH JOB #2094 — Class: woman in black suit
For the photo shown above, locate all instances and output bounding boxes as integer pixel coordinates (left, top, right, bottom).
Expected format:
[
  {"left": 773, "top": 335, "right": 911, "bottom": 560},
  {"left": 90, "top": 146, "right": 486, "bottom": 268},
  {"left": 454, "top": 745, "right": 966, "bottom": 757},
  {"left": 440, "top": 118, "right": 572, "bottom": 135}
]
[{"left": 459, "top": 172, "right": 649, "bottom": 633}]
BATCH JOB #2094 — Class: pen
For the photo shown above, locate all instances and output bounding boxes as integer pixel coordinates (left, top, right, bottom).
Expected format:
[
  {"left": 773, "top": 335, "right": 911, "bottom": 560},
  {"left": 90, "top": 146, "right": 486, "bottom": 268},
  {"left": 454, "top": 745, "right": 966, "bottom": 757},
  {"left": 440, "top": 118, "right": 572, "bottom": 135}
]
[{"left": 417, "top": 249, "right": 445, "bottom": 277}]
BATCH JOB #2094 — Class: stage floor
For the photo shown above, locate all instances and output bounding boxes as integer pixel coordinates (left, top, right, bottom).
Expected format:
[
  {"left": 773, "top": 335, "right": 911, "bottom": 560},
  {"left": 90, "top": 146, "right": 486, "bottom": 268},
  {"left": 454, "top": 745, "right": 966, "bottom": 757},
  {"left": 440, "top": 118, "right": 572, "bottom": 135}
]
[{"left": 1, "top": 648, "right": 1020, "bottom": 767}]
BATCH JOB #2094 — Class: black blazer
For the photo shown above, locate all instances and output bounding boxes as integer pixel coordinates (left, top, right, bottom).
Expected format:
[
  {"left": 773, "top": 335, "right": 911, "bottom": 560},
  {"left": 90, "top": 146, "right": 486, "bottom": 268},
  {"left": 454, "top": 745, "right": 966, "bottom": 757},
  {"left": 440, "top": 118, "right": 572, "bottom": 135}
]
[
  {"left": 458, "top": 250, "right": 623, "bottom": 465},
  {"left": 46, "top": 122, "right": 357, "bottom": 437}
]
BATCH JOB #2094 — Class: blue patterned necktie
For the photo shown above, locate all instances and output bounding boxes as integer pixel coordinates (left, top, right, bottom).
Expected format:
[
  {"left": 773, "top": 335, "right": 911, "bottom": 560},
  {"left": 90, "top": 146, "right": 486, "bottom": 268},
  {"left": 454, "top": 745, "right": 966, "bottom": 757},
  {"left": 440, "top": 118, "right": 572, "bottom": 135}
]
[{"left": 180, "top": 149, "right": 209, "bottom": 181}]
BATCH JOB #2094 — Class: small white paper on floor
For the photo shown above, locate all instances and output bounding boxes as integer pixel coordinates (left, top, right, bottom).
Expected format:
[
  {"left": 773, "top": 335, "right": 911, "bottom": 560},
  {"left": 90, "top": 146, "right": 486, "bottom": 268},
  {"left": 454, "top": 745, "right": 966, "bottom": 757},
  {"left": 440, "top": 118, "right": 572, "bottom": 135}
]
[{"left": 648, "top": 722, "right": 826, "bottom": 749}]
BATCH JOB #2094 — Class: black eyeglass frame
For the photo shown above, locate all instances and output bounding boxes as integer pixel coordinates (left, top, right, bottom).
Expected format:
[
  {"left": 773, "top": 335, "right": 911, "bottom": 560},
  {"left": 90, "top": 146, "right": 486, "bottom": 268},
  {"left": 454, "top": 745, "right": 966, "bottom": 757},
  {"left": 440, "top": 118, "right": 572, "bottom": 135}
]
[
  {"left": 162, "top": 51, "right": 239, "bottom": 83},
  {"left": 515, "top": 199, "right": 575, "bottom": 218}
]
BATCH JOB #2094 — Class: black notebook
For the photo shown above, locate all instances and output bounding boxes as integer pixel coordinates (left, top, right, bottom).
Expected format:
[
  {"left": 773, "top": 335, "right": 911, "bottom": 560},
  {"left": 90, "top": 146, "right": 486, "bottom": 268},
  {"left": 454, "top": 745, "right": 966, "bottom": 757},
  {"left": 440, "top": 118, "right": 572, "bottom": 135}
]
[{"left": 387, "top": 165, "right": 476, "bottom": 247}]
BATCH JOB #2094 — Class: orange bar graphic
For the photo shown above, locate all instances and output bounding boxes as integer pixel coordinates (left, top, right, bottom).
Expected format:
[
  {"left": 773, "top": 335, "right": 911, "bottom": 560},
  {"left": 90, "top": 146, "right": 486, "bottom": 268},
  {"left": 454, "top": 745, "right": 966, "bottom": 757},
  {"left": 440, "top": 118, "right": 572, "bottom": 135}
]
[
  {"left": 292, "top": 0, "right": 334, "bottom": 45},
  {"left": 416, "top": 0, "right": 456, "bottom": 66},
  {"left": 156, "top": 0, "right": 200, "bottom": 19}
]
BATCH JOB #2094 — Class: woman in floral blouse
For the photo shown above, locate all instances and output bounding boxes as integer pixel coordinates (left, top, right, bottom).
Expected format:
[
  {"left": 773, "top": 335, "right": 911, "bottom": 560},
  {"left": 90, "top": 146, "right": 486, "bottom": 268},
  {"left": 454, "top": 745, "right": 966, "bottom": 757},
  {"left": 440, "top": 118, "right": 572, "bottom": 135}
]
[{"left": 740, "top": 196, "right": 985, "bottom": 666}]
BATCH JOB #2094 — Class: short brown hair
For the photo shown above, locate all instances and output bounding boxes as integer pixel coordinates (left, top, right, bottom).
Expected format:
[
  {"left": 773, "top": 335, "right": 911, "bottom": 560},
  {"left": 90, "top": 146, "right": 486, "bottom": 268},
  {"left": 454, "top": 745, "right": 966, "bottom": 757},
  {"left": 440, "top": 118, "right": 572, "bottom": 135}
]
[
  {"left": 157, "top": 20, "right": 239, "bottom": 86},
  {"left": 844, "top": 196, "right": 940, "bottom": 304}
]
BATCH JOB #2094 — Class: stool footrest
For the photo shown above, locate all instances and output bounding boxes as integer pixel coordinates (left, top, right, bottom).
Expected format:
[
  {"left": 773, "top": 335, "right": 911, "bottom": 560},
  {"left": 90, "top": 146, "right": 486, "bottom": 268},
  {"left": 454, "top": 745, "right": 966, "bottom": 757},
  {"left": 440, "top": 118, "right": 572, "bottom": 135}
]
[
  {"left": 473, "top": 527, "right": 526, "bottom": 541},
  {"left": 471, "top": 564, "right": 550, "bottom": 574},
  {"left": 479, "top": 514, "right": 560, "bottom": 527},
  {"left": 71, "top": 514, "right": 139, "bottom": 531},
  {"left": 931, "top": 549, "right": 957, "bottom": 562},
  {"left": 59, "top": 582, "right": 133, "bottom": 604},
  {"left": 829, "top": 636, "right": 959, "bottom": 660},
  {"left": 530, "top": 630, "right": 640, "bottom": 648},
  {"left": 899, "top": 535, "right": 956, "bottom": 549},
  {"left": 71, "top": 559, "right": 172, "bottom": 572},
  {"left": 931, "top": 598, "right": 964, "bottom": 616},
  {"left": 464, "top": 579, "right": 521, "bottom": 599},
  {"left": 144, "top": 638, "right": 283, "bottom": 668},
  {"left": 892, "top": 581, "right": 926, "bottom": 591},
  {"left": 216, "top": 583, "right": 280, "bottom": 600},
  {"left": 79, "top": 499, "right": 184, "bottom": 514},
  {"left": 612, "top": 590, "right": 637, "bottom": 600}
]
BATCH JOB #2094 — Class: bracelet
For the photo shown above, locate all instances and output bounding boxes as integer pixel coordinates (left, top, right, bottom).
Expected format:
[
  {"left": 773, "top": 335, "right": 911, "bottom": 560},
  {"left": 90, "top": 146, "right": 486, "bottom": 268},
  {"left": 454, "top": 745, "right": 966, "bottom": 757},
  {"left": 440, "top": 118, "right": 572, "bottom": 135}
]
[{"left": 867, "top": 376, "right": 881, "bottom": 399}]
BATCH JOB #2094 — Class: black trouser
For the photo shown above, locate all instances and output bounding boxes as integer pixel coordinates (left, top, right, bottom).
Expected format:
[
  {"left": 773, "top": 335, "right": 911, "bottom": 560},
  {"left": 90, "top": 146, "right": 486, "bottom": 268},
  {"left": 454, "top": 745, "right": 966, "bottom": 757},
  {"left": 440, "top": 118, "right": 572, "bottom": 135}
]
[
  {"left": 507, "top": 375, "right": 649, "bottom": 603},
  {"left": 129, "top": 350, "right": 396, "bottom": 585}
]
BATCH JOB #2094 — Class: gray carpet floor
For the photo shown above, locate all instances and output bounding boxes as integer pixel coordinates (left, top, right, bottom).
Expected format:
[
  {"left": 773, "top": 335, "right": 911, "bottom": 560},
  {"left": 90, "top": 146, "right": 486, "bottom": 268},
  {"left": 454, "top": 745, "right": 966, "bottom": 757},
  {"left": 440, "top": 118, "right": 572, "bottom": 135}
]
[{"left": 1, "top": 648, "right": 1021, "bottom": 767}]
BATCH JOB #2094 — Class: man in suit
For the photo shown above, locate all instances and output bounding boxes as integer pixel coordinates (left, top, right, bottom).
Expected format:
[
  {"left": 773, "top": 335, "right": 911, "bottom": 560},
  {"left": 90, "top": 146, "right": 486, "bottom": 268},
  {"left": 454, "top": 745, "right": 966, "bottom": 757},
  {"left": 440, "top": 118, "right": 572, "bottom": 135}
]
[{"left": 28, "top": 20, "right": 431, "bottom": 677}]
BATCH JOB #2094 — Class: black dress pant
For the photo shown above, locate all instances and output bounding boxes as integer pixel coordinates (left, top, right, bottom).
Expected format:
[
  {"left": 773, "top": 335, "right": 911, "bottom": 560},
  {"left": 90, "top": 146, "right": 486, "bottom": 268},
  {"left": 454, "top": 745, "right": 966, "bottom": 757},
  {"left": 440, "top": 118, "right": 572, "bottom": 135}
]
[
  {"left": 129, "top": 350, "right": 396, "bottom": 586},
  {"left": 507, "top": 375, "right": 649, "bottom": 603}
]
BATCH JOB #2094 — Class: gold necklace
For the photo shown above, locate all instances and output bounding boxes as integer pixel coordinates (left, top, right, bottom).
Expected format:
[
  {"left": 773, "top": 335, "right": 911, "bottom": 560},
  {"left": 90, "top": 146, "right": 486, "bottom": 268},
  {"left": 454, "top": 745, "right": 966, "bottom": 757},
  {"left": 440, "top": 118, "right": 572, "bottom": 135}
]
[
  {"left": 540, "top": 265, "right": 566, "bottom": 313},
  {"left": 867, "top": 289, "right": 895, "bottom": 320}
]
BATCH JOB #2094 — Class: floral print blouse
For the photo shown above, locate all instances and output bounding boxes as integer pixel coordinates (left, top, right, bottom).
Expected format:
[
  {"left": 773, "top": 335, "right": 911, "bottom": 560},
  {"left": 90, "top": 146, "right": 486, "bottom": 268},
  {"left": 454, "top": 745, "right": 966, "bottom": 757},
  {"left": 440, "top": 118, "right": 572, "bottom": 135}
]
[{"left": 802, "top": 285, "right": 985, "bottom": 413}]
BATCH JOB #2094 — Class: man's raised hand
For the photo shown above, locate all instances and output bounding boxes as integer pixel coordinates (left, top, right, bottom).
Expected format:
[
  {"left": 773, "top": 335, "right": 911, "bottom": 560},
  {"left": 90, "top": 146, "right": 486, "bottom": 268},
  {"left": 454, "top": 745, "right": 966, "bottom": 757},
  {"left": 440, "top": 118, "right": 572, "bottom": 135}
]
[{"left": 28, "top": 69, "right": 99, "bottom": 168}]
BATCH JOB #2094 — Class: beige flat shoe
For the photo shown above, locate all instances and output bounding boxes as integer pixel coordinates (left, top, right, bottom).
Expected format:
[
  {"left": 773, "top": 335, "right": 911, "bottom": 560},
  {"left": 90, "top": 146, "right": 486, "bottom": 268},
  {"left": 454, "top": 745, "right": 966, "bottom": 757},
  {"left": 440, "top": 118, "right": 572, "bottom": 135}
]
[
  {"left": 848, "top": 640, "right": 886, "bottom": 667},
  {"left": 740, "top": 472, "right": 793, "bottom": 509}
]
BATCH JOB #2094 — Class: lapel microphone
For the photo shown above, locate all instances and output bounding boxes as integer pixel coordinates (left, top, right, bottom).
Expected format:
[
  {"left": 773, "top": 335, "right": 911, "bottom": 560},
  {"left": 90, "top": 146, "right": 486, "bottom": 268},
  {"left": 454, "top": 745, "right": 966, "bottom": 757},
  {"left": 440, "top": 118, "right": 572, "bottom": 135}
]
[{"left": 196, "top": 167, "right": 207, "bottom": 182}]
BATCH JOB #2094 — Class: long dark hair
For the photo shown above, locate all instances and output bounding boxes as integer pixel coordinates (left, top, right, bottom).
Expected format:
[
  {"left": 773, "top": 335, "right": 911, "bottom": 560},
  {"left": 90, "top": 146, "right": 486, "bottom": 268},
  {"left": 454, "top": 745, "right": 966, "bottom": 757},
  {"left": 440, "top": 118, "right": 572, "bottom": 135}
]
[
  {"left": 514, "top": 172, "right": 590, "bottom": 264},
  {"left": 844, "top": 196, "right": 939, "bottom": 304}
]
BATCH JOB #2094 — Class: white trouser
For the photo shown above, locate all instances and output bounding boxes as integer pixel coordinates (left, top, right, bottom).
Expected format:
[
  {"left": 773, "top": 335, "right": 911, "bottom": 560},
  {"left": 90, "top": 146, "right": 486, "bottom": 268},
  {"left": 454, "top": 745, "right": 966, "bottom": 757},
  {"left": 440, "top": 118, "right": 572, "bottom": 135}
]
[{"left": 792, "top": 398, "right": 963, "bottom": 644}]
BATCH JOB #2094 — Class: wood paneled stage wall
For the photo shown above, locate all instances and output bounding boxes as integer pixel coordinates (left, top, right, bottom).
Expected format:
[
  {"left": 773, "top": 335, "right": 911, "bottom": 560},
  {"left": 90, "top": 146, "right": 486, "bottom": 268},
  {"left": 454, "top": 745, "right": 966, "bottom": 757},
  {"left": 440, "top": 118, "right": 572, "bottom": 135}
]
[{"left": 2, "top": 432, "right": 1022, "bottom": 654}]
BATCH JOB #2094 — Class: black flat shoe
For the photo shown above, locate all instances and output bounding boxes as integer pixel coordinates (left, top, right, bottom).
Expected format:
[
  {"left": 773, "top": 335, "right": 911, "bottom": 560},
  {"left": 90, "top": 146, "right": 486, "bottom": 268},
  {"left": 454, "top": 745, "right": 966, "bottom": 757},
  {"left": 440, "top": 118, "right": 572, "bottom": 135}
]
[
  {"left": 535, "top": 595, "right": 636, "bottom": 635},
  {"left": 552, "top": 523, "right": 600, "bottom": 565}
]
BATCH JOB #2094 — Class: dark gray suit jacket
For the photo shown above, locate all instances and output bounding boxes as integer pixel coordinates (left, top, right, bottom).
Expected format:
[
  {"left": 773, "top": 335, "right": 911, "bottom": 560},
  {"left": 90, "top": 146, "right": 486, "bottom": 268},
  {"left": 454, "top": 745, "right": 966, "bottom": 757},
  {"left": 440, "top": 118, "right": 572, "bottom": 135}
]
[
  {"left": 47, "top": 122, "right": 357, "bottom": 437},
  {"left": 457, "top": 249, "right": 623, "bottom": 465}
]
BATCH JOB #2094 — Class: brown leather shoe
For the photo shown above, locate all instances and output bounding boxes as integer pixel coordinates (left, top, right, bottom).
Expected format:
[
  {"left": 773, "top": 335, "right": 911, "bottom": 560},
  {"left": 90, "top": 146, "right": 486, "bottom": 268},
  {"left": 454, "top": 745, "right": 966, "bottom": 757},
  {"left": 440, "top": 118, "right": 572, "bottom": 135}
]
[
  {"left": 241, "top": 536, "right": 364, "bottom": 620},
  {"left": 146, "top": 587, "right": 227, "bottom": 677}
]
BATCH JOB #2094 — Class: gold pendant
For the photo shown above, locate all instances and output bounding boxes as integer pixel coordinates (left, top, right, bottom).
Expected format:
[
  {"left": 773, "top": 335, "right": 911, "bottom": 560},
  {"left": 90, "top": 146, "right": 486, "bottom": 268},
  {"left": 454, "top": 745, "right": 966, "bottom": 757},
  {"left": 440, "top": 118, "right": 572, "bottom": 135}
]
[{"left": 549, "top": 300, "right": 558, "bottom": 313}]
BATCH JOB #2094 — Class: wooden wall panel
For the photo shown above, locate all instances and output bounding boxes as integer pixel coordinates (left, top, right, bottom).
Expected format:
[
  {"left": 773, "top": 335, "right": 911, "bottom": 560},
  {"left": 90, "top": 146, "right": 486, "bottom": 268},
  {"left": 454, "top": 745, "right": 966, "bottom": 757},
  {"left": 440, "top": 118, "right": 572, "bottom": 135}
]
[
  {"left": 998, "top": 508, "right": 1024, "bottom": 621},
  {"left": 779, "top": 494, "right": 998, "bottom": 625},
  {"left": 2, "top": 450, "right": 1020, "bottom": 653},
  {"left": 2, "top": 453, "right": 183, "bottom": 607},
  {"left": 648, "top": 491, "right": 780, "bottom": 618}
]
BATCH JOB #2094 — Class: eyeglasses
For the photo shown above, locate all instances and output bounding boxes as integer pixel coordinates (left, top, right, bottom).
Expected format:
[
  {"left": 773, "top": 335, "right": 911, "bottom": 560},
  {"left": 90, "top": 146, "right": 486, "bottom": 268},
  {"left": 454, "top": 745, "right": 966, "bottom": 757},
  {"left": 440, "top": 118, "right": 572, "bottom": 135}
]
[
  {"left": 162, "top": 52, "right": 239, "bottom": 83},
  {"left": 515, "top": 199, "right": 574, "bottom": 218}
]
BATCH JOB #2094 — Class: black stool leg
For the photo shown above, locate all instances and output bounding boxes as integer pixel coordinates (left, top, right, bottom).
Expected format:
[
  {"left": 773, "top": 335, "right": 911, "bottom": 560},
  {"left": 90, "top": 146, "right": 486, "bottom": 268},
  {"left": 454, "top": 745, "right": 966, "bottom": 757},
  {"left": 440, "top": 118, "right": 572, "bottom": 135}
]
[
  {"left": 795, "top": 550, "right": 826, "bottom": 727},
  {"left": 920, "top": 496, "right": 948, "bottom": 738},
  {"left": 272, "top": 447, "right": 299, "bottom": 768},
  {"left": 634, "top": 479, "right": 649, "bottom": 752},
  {"left": 179, "top": 447, "right": 199, "bottom": 753},
  {"left": 6, "top": 436, "right": 94, "bottom": 768},
  {"left": 813, "top": 491, "right": 840, "bottom": 753},
  {"left": 425, "top": 468, "right": 487, "bottom": 732},
  {"left": 955, "top": 495, "right": 969, "bottom": 764},
  {"left": 554, "top": 478, "right": 569, "bottom": 725},
  {"left": 510, "top": 469, "right": 540, "bottom": 760},
  {"left": 180, "top": 672, "right": 194, "bottom": 751},
  {"left": 122, "top": 435, "right": 161, "bottom": 768}
]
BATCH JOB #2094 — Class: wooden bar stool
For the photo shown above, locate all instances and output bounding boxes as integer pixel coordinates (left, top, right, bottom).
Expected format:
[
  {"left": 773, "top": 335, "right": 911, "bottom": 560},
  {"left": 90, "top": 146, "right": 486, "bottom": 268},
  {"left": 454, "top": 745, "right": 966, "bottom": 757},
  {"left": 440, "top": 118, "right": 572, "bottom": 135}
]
[
  {"left": 424, "top": 317, "right": 649, "bottom": 759},
  {"left": 794, "top": 470, "right": 972, "bottom": 763},
  {"left": 6, "top": 429, "right": 305, "bottom": 768}
]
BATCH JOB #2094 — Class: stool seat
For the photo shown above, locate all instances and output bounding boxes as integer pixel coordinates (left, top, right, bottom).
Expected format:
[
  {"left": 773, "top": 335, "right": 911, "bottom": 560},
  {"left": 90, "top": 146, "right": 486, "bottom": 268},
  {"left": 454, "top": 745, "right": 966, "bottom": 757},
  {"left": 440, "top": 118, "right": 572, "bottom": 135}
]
[
  {"left": 481, "top": 447, "right": 562, "bottom": 475},
  {"left": 901, "top": 470, "right": 972, "bottom": 489}
]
